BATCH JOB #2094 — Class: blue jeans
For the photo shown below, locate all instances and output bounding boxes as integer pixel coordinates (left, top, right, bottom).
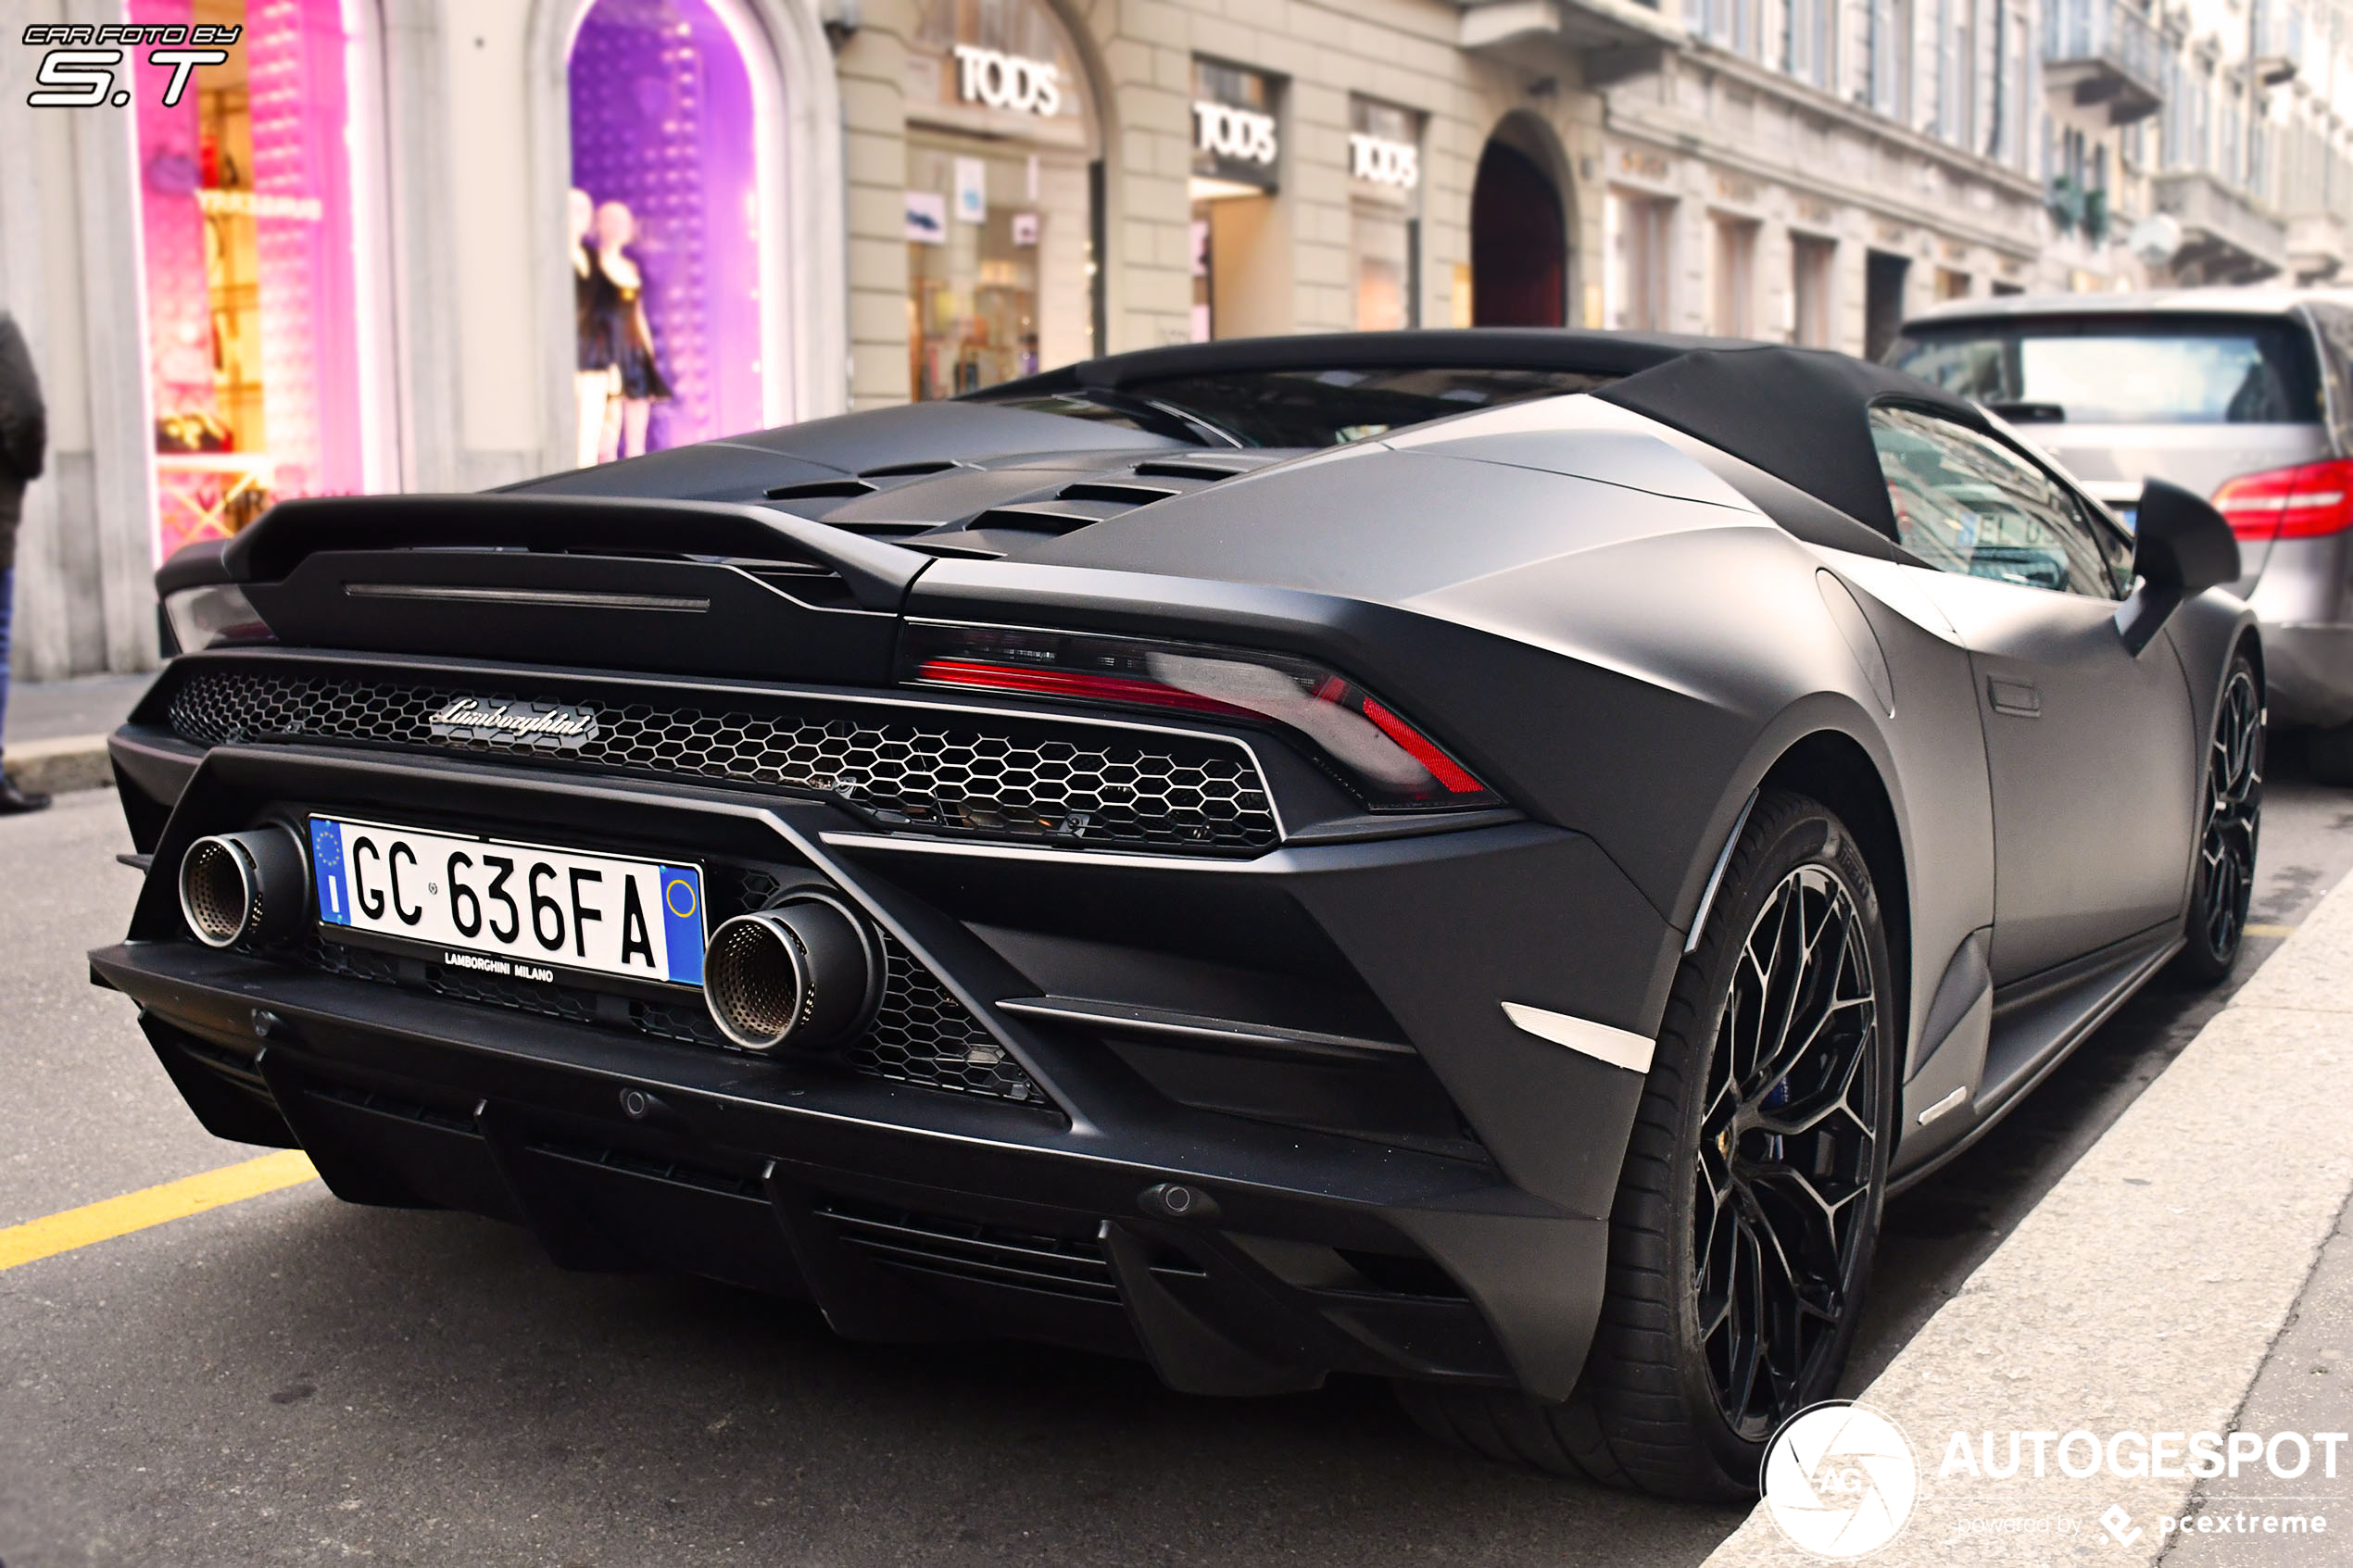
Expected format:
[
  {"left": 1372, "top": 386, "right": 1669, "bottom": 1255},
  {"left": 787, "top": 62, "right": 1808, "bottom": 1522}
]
[{"left": 0, "top": 565, "right": 13, "bottom": 754}]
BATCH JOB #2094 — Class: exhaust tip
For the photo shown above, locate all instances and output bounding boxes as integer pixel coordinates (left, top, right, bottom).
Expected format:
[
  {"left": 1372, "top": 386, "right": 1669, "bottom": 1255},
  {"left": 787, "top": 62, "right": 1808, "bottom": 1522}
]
[
  {"left": 703, "top": 893, "right": 879, "bottom": 1052},
  {"left": 178, "top": 827, "right": 307, "bottom": 949}
]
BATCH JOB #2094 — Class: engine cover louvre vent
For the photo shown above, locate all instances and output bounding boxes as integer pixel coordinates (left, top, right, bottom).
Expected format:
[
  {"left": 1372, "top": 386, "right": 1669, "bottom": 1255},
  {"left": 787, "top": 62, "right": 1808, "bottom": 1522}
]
[
  {"left": 813, "top": 1196, "right": 1119, "bottom": 1302},
  {"left": 1131, "top": 459, "right": 1253, "bottom": 482},
  {"left": 858, "top": 459, "right": 963, "bottom": 478},
  {"left": 961, "top": 506, "right": 1102, "bottom": 536},
  {"left": 1053, "top": 481, "right": 1180, "bottom": 507},
  {"left": 817, "top": 519, "right": 941, "bottom": 538},
  {"left": 764, "top": 478, "right": 876, "bottom": 501},
  {"left": 166, "top": 669, "right": 1279, "bottom": 854}
]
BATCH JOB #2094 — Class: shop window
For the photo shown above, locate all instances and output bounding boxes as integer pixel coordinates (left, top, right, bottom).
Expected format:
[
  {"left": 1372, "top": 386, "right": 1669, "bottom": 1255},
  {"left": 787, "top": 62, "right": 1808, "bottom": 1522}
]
[
  {"left": 132, "top": 0, "right": 380, "bottom": 561},
  {"left": 1350, "top": 97, "right": 1423, "bottom": 332},
  {"left": 1608, "top": 191, "right": 1674, "bottom": 332},
  {"left": 1710, "top": 216, "right": 1758, "bottom": 337},
  {"left": 1189, "top": 59, "right": 1285, "bottom": 342},
  {"left": 1792, "top": 233, "right": 1836, "bottom": 347},
  {"left": 906, "top": 0, "right": 1099, "bottom": 399},
  {"left": 568, "top": 0, "right": 776, "bottom": 461}
]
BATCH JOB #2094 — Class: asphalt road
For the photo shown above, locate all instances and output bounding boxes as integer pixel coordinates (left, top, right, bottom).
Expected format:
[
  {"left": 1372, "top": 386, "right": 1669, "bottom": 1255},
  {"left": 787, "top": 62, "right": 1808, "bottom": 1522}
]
[{"left": 5, "top": 759, "right": 2351, "bottom": 1568}]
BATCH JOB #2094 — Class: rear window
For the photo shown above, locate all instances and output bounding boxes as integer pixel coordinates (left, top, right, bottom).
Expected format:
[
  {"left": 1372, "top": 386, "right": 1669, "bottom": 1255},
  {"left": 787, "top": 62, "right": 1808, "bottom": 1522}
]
[
  {"left": 976, "top": 366, "right": 1613, "bottom": 448},
  {"left": 1887, "top": 314, "right": 2322, "bottom": 426}
]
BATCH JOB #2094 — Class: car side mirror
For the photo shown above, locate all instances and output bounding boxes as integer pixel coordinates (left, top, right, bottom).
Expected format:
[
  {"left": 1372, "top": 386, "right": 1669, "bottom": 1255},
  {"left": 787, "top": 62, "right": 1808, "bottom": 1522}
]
[{"left": 2116, "top": 478, "right": 2240, "bottom": 657}]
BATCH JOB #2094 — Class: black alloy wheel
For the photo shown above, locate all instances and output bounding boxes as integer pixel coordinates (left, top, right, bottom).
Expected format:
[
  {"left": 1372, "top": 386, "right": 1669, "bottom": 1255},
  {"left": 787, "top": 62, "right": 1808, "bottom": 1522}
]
[
  {"left": 2176, "top": 655, "right": 2262, "bottom": 985},
  {"left": 1394, "top": 792, "right": 1894, "bottom": 1500},
  {"left": 1692, "top": 863, "right": 1882, "bottom": 1436}
]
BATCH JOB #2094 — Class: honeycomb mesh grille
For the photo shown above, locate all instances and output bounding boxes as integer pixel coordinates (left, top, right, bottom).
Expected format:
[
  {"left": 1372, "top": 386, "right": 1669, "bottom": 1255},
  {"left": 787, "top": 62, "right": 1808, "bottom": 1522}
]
[
  {"left": 169, "top": 669, "right": 1278, "bottom": 854},
  {"left": 288, "top": 864, "right": 1053, "bottom": 1110}
]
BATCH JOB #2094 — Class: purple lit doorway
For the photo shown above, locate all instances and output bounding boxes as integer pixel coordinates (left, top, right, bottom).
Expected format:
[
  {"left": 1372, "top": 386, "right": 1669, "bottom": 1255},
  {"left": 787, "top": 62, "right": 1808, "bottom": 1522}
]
[{"left": 568, "top": 0, "right": 782, "bottom": 453}]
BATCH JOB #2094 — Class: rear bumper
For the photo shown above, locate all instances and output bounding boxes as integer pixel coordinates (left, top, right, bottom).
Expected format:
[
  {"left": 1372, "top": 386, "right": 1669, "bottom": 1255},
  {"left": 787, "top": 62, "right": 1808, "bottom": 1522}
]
[
  {"left": 94, "top": 739, "right": 1681, "bottom": 1401},
  {"left": 99, "top": 941, "right": 1598, "bottom": 1397}
]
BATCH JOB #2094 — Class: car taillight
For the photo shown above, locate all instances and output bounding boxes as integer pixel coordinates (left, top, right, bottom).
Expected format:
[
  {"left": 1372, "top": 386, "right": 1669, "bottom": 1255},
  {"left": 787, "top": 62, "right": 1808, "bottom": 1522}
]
[
  {"left": 898, "top": 621, "right": 1498, "bottom": 810},
  {"left": 2213, "top": 459, "right": 2353, "bottom": 543}
]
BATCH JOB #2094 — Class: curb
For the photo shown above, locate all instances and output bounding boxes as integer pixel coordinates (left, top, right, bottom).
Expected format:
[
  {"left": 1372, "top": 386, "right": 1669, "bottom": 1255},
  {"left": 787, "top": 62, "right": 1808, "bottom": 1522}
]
[
  {"left": 1, "top": 734, "right": 113, "bottom": 797},
  {"left": 1701, "top": 882, "right": 2353, "bottom": 1565}
]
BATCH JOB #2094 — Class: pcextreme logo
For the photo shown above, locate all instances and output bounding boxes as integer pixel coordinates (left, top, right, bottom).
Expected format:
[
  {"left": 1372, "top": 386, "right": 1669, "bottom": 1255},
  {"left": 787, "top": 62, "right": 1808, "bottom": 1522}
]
[
  {"left": 1762, "top": 1401, "right": 1921, "bottom": 1560},
  {"left": 21, "top": 23, "right": 240, "bottom": 110}
]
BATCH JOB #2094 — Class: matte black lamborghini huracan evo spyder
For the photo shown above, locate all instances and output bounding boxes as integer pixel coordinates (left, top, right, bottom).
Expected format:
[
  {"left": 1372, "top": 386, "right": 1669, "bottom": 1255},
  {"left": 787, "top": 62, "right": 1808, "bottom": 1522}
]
[{"left": 94, "top": 330, "right": 2259, "bottom": 1500}]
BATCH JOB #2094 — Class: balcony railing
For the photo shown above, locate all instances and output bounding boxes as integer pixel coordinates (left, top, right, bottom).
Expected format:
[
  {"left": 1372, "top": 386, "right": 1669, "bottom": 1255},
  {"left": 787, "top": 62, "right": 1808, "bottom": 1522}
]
[
  {"left": 2043, "top": 0, "right": 2165, "bottom": 122},
  {"left": 2155, "top": 169, "right": 2289, "bottom": 282}
]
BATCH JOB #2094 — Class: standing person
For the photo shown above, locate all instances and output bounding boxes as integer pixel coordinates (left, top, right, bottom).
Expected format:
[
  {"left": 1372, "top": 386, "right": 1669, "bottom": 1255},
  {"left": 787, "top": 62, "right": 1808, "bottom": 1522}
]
[{"left": 0, "top": 308, "right": 51, "bottom": 814}]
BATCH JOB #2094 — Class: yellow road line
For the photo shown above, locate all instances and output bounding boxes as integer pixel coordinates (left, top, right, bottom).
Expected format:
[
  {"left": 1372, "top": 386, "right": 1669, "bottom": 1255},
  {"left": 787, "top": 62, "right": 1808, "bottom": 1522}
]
[
  {"left": 0, "top": 1149, "right": 318, "bottom": 1273},
  {"left": 2245, "top": 922, "right": 2297, "bottom": 939}
]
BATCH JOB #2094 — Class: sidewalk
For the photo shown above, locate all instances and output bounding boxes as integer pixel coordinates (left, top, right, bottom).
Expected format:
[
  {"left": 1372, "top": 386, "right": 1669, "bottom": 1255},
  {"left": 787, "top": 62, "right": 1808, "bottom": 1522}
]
[
  {"left": 1, "top": 671, "right": 150, "bottom": 797},
  {"left": 1702, "top": 877, "right": 2353, "bottom": 1565}
]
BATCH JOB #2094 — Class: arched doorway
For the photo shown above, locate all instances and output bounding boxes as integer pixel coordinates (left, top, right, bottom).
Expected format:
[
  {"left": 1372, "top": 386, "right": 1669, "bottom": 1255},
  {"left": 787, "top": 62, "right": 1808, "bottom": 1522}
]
[
  {"left": 566, "top": 0, "right": 786, "bottom": 458},
  {"left": 131, "top": 0, "right": 395, "bottom": 561},
  {"left": 1469, "top": 137, "right": 1567, "bottom": 327}
]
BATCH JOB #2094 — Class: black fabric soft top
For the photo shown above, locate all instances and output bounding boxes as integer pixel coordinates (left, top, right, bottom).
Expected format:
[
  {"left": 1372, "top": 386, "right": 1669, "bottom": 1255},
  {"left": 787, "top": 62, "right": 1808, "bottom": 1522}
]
[
  {"left": 979, "top": 328, "right": 1727, "bottom": 397},
  {"left": 1593, "top": 346, "right": 1986, "bottom": 542},
  {"left": 983, "top": 331, "right": 1989, "bottom": 543}
]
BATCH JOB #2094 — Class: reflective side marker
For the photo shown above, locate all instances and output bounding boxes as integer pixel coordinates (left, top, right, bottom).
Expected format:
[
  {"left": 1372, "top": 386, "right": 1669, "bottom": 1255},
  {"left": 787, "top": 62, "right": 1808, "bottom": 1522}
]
[{"left": 1500, "top": 1002, "right": 1657, "bottom": 1075}]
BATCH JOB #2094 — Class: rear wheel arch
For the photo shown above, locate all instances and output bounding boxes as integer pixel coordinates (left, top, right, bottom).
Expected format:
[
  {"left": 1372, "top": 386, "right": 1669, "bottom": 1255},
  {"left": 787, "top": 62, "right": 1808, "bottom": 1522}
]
[{"left": 1752, "top": 731, "right": 1912, "bottom": 1053}]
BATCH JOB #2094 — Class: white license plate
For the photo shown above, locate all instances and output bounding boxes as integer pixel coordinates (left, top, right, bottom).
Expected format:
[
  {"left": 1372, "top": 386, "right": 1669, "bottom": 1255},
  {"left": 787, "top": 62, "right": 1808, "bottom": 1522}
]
[{"left": 309, "top": 816, "right": 706, "bottom": 987}]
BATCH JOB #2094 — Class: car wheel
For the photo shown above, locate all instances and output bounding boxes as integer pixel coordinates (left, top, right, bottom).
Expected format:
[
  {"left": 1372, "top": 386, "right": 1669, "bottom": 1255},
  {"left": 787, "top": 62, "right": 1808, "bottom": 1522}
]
[
  {"left": 2174, "top": 655, "right": 2263, "bottom": 985},
  {"left": 1396, "top": 792, "right": 1895, "bottom": 1499}
]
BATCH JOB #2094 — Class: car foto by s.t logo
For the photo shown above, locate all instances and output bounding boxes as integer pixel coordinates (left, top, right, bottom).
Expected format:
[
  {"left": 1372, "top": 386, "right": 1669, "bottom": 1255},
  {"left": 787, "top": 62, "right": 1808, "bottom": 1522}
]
[
  {"left": 1763, "top": 1402, "right": 1921, "bottom": 1559},
  {"left": 22, "top": 23, "right": 238, "bottom": 109},
  {"left": 429, "top": 697, "right": 599, "bottom": 752}
]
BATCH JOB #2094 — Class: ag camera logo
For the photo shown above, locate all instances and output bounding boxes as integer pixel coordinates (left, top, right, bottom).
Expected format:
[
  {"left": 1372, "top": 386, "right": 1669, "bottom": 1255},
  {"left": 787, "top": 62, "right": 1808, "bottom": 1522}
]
[{"left": 1763, "top": 1401, "right": 1919, "bottom": 1559}]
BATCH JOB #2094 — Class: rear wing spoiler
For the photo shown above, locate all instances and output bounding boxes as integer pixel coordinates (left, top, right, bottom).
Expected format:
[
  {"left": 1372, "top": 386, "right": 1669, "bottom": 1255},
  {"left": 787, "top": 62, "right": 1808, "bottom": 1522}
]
[{"left": 220, "top": 494, "right": 929, "bottom": 612}]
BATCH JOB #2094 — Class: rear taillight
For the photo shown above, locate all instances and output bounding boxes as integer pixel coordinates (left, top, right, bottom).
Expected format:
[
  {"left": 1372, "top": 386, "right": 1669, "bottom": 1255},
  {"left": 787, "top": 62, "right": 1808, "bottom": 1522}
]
[
  {"left": 899, "top": 622, "right": 1498, "bottom": 810},
  {"left": 2213, "top": 459, "right": 2353, "bottom": 544}
]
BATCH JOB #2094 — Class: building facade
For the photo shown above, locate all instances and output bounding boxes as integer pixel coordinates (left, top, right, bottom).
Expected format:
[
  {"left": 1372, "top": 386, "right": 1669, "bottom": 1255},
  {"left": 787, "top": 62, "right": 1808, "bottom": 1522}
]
[{"left": 1, "top": 0, "right": 2345, "bottom": 681}]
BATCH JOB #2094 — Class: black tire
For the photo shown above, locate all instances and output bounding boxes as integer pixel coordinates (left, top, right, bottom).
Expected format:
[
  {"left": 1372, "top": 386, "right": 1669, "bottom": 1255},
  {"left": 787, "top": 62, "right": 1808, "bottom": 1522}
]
[
  {"left": 1397, "top": 792, "right": 1896, "bottom": 1501},
  {"left": 2174, "top": 654, "right": 2263, "bottom": 985}
]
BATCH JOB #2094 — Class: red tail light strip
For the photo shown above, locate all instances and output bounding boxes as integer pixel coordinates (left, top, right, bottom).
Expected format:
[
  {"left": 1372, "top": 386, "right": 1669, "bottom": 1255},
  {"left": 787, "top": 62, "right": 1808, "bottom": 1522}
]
[
  {"left": 913, "top": 659, "right": 1256, "bottom": 719},
  {"left": 1359, "top": 697, "right": 1486, "bottom": 795},
  {"left": 902, "top": 625, "right": 1498, "bottom": 811}
]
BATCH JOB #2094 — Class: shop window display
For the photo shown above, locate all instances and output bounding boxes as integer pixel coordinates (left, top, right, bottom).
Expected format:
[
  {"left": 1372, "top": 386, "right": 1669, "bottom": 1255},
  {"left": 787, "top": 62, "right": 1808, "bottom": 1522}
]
[
  {"left": 566, "top": 0, "right": 769, "bottom": 458},
  {"left": 904, "top": 0, "right": 1098, "bottom": 400},
  {"left": 132, "top": 0, "right": 371, "bottom": 560}
]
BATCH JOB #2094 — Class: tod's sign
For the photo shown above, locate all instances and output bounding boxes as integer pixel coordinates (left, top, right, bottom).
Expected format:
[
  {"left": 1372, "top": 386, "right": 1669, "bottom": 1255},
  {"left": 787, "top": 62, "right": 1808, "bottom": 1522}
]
[
  {"left": 951, "top": 43, "right": 1063, "bottom": 117},
  {"left": 1190, "top": 59, "right": 1281, "bottom": 194}
]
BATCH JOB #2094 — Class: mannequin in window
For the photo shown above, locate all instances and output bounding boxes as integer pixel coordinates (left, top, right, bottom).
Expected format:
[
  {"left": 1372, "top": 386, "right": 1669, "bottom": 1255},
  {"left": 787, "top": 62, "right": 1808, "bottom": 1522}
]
[
  {"left": 569, "top": 187, "right": 608, "bottom": 469},
  {"left": 585, "top": 199, "right": 671, "bottom": 462}
]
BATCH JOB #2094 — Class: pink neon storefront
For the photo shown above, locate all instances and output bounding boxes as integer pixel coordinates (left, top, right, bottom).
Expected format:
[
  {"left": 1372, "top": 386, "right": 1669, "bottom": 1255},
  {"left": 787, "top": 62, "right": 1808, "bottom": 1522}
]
[{"left": 129, "top": 0, "right": 392, "bottom": 563}]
